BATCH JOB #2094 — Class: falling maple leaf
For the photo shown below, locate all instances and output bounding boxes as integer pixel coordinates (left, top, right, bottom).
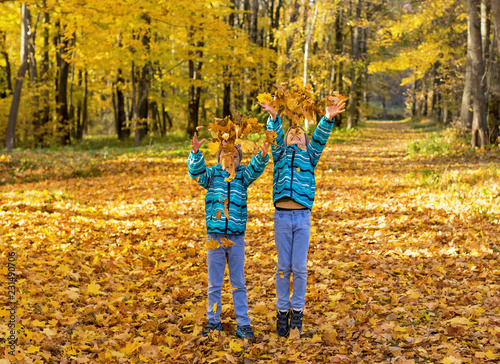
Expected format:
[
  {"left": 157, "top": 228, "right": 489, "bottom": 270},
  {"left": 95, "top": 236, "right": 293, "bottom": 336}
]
[
  {"left": 206, "top": 238, "right": 220, "bottom": 250},
  {"left": 221, "top": 238, "right": 235, "bottom": 247},
  {"left": 265, "top": 130, "right": 277, "bottom": 144},
  {"left": 223, "top": 205, "right": 230, "bottom": 219},
  {"left": 257, "top": 92, "right": 273, "bottom": 104}
]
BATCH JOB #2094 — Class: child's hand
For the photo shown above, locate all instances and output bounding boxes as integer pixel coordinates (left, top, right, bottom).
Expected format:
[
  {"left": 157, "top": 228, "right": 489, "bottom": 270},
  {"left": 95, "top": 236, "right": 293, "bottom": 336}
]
[
  {"left": 258, "top": 102, "right": 277, "bottom": 120},
  {"left": 260, "top": 141, "right": 270, "bottom": 157},
  {"left": 191, "top": 132, "right": 206, "bottom": 154},
  {"left": 326, "top": 99, "right": 347, "bottom": 120}
]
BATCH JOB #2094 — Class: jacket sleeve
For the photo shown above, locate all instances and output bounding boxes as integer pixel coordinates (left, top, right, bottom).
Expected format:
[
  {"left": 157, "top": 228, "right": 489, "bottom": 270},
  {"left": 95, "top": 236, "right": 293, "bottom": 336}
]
[
  {"left": 266, "top": 115, "right": 286, "bottom": 163},
  {"left": 243, "top": 152, "right": 269, "bottom": 187},
  {"left": 307, "top": 115, "right": 335, "bottom": 167},
  {"left": 188, "top": 150, "right": 214, "bottom": 189}
]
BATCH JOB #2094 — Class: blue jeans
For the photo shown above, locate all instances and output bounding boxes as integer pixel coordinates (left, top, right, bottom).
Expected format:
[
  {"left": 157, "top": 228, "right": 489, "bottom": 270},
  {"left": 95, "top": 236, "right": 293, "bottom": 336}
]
[
  {"left": 206, "top": 233, "right": 250, "bottom": 326},
  {"left": 274, "top": 209, "right": 311, "bottom": 311}
]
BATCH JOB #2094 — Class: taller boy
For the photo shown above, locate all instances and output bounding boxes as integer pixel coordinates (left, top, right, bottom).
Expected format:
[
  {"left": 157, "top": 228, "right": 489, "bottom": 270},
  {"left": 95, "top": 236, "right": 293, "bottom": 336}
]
[{"left": 258, "top": 99, "right": 346, "bottom": 337}]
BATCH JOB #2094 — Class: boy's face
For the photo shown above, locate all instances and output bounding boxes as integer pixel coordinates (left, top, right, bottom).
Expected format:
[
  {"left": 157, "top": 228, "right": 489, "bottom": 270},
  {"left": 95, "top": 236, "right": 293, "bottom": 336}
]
[
  {"left": 220, "top": 151, "right": 240, "bottom": 171},
  {"left": 286, "top": 127, "right": 306, "bottom": 147}
]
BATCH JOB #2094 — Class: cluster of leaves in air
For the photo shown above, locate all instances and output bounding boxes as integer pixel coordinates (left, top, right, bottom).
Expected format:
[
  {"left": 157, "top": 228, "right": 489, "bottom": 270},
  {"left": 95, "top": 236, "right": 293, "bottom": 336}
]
[
  {"left": 204, "top": 109, "right": 271, "bottom": 183},
  {"left": 257, "top": 83, "right": 346, "bottom": 143}
]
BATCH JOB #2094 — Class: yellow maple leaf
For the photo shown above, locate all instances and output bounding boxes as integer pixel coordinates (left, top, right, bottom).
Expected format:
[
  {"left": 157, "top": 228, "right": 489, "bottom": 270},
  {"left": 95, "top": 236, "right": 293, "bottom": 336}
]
[
  {"left": 265, "top": 130, "right": 277, "bottom": 144},
  {"left": 213, "top": 302, "right": 218, "bottom": 313},
  {"left": 485, "top": 350, "right": 497, "bottom": 359},
  {"left": 257, "top": 92, "right": 273, "bottom": 104},
  {"left": 87, "top": 282, "right": 101, "bottom": 294},
  {"left": 216, "top": 210, "right": 222, "bottom": 220},
  {"left": 207, "top": 237, "right": 220, "bottom": 250},
  {"left": 311, "top": 334, "right": 322, "bottom": 343},
  {"left": 221, "top": 238, "right": 235, "bottom": 247},
  {"left": 27, "top": 345, "right": 40, "bottom": 354},
  {"left": 208, "top": 142, "right": 220, "bottom": 155},
  {"left": 288, "top": 327, "right": 300, "bottom": 339},
  {"left": 229, "top": 340, "right": 242, "bottom": 352}
]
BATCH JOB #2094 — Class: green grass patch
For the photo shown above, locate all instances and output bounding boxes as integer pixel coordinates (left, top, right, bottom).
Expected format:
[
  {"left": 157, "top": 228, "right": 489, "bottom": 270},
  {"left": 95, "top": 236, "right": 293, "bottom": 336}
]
[{"left": 406, "top": 128, "right": 462, "bottom": 156}]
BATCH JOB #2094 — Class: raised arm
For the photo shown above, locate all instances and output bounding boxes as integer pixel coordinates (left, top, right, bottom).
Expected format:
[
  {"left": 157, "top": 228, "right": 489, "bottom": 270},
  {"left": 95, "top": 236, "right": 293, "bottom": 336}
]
[
  {"left": 188, "top": 133, "right": 214, "bottom": 189},
  {"left": 307, "top": 99, "right": 347, "bottom": 167},
  {"left": 259, "top": 102, "right": 285, "bottom": 162},
  {"left": 243, "top": 142, "right": 270, "bottom": 187}
]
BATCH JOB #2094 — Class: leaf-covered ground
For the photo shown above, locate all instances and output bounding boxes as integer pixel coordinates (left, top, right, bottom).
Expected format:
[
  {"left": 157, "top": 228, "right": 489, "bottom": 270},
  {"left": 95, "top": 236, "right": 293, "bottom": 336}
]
[{"left": 1, "top": 120, "right": 499, "bottom": 363}]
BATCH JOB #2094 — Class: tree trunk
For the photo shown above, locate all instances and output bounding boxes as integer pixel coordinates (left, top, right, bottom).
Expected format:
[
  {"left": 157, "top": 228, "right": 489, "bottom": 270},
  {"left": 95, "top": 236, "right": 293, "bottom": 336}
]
[
  {"left": 38, "top": 3, "right": 50, "bottom": 147},
  {"left": 411, "top": 80, "right": 417, "bottom": 117},
  {"left": 461, "top": 3, "right": 475, "bottom": 134},
  {"left": 347, "top": 0, "right": 361, "bottom": 129},
  {"left": 115, "top": 69, "right": 127, "bottom": 140},
  {"left": 137, "top": 19, "right": 151, "bottom": 146},
  {"left": 267, "top": 0, "right": 283, "bottom": 86},
  {"left": 165, "top": 110, "right": 173, "bottom": 130},
  {"left": 56, "top": 23, "right": 73, "bottom": 146},
  {"left": 333, "top": 8, "right": 344, "bottom": 125},
  {"left": 381, "top": 96, "right": 388, "bottom": 119},
  {"left": 245, "top": 0, "right": 260, "bottom": 110},
  {"left": 492, "top": 0, "right": 500, "bottom": 53},
  {"left": 481, "top": 0, "right": 490, "bottom": 62},
  {"left": 223, "top": 1, "right": 235, "bottom": 117},
  {"left": 1, "top": 32, "right": 13, "bottom": 94},
  {"left": 82, "top": 71, "right": 88, "bottom": 138},
  {"left": 186, "top": 22, "right": 204, "bottom": 136},
  {"left": 303, "top": 2, "right": 318, "bottom": 86},
  {"left": 5, "top": 3, "right": 30, "bottom": 151},
  {"left": 468, "top": 0, "right": 489, "bottom": 148}
]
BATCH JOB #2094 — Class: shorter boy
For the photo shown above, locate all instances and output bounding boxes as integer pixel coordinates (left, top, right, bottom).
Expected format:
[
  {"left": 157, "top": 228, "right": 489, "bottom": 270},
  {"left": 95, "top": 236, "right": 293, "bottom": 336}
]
[{"left": 188, "top": 133, "right": 269, "bottom": 338}]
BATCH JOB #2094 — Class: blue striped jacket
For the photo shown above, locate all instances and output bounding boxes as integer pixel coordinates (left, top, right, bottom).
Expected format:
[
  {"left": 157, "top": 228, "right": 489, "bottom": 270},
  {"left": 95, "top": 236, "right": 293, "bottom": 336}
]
[
  {"left": 188, "top": 150, "right": 269, "bottom": 235},
  {"left": 266, "top": 115, "right": 335, "bottom": 210}
]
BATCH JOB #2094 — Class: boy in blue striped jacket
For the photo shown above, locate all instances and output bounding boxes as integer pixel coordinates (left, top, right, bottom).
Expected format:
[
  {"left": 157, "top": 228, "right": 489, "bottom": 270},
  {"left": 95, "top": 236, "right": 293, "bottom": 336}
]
[
  {"left": 188, "top": 133, "right": 269, "bottom": 338},
  {"left": 258, "top": 99, "right": 346, "bottom": 337}
]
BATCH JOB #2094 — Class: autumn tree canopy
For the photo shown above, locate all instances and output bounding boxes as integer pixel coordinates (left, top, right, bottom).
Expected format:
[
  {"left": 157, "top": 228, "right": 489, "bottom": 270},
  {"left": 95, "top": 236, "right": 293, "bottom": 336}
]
[{"left": 0, "top": 0, "right": 499, "bottom": 149}]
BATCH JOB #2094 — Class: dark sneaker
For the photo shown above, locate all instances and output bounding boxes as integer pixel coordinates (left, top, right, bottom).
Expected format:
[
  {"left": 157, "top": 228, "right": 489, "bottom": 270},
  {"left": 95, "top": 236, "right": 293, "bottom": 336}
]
[
  {"left": 236, "top": 325, "right": 255, "bottom": 339},
  {"left": 202, "top": 321, "right": 222, "bottom": 337},
  {"left": 276, "top": 309, "right": 290, "bottom": 337},
  {"left": 290, "top": 309, "right": 303, "bottom": 333}
]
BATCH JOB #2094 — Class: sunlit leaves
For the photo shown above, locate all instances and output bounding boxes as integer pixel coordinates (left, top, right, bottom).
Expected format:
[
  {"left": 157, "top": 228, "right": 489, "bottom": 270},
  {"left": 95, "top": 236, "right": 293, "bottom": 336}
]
[
  {"left": 1, "top": 120, "right": 499, "bottom": 363},
  {"left": 259, "top": 83, "right": 346, "bottom": 129}
]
